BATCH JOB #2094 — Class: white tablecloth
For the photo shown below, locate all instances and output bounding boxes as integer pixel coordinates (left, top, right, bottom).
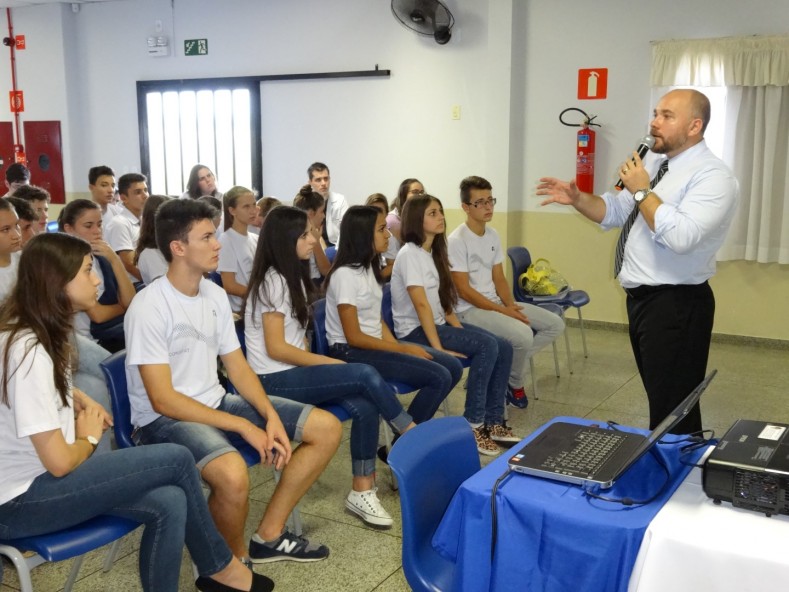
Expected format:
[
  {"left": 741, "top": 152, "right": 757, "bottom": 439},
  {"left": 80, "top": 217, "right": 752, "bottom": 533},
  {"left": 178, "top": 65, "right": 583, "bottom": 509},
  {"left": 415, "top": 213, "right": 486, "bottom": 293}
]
[{"left": 629, "top": 451, "right": 789, "bottom": 592}]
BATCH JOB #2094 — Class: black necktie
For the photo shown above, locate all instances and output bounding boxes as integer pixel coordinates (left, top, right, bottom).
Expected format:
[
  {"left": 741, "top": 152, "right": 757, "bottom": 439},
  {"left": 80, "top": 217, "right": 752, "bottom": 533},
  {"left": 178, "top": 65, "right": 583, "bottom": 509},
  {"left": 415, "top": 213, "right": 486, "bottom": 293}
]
[{"left": 613, "top": 159, "right": 669, "bottom": 278}]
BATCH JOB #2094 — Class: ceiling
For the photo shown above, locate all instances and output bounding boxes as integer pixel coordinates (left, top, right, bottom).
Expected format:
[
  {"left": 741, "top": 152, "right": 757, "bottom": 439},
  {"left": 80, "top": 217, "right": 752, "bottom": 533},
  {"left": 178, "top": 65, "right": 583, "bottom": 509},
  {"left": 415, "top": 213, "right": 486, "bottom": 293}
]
[{"left": 0, "top": 0, "right": 119, "bottom": 8}]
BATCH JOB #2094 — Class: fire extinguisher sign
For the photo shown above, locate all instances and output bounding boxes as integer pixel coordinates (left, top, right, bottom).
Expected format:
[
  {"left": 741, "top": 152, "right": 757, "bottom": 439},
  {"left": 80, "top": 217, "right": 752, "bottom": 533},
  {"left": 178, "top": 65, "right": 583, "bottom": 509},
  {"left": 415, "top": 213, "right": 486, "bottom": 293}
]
[
  {"left": 578, "top": 69, "right": 608, "bottom": 100},
  {"left": 9, "top": 91, "right": 24, "bottom": 113}
]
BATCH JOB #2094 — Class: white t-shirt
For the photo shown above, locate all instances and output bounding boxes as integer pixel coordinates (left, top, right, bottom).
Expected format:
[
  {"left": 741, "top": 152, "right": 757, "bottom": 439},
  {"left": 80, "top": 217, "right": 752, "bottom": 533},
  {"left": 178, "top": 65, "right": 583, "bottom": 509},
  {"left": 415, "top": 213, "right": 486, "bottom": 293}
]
[
  {"left": 101, "top": 203, "right": 123, "bottom": 228},
  {"left": 447, "top": 223, "right": 504, "bottom": 313},
  {"left": 244, "top": 269, "right": 307, "bottom": 375},
  {"left": 0, "top": 251, "right": 21, "bottom": 303},
  {"left": 138, "top": 248, "right": 169, "bottom": 285},
  {"left": 74, "top": 257, "right": 106, "bottom": 340},
  {"left": 124, "top": 276, "right": 239, "bottom": 428},
  {"left": 0, "top": 332, "right": 76, "bottom": 505},
  {"left": 104, "top": 206, "right": 141, "bottom": 282},
  {"left": 218, "top": 228, "right": 259, "bottom": 312},
  {"left": 324, "top": 191, "right": 349, "bottom": 245},
  {"left": 325, "top": 265, "right": 383, "bottom": 345},
  {"left": 390, "top": 242, "right": 446, "bottom": 338},
  {"left": 384, "top": 210, "right": 402, "bottom": 261}
]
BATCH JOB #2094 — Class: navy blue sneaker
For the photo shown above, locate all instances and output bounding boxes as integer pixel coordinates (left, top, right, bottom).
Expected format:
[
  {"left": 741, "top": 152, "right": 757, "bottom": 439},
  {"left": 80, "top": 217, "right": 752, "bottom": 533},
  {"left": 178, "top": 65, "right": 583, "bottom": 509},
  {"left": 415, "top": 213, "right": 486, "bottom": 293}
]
[
  {"left": 249, "top": 531, "right": 329, "bottom": 564},
  {"left": 506, "top": 386, "right": 529, "bottom": 409}
]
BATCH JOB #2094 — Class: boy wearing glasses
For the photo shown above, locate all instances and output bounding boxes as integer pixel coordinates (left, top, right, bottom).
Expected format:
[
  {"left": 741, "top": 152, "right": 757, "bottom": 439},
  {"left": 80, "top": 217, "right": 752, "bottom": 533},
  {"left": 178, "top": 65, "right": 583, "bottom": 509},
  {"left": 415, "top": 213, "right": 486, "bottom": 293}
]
[{"left": 448, "top": 176, "right": 565, "bottom": 409}]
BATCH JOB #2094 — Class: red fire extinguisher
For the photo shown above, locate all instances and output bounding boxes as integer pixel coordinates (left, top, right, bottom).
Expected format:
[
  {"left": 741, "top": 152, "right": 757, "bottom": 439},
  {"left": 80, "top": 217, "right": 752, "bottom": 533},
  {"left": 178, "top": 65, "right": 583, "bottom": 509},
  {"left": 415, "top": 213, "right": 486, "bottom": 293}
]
[{"left": 560, "top": 108, "right": 601, "bottom": 194}]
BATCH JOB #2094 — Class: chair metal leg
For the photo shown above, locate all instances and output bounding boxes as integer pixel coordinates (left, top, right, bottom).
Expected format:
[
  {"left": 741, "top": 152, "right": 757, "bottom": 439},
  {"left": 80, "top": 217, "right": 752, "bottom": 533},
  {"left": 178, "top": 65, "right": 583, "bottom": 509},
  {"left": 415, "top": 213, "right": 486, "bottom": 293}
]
[
  {"left": 577, "top": 308, "right": 589, "bottom": 358},
  {"left": 63, "top": 555, "right": 86, "bottom": 592},
  {"left": 563, "top": 318, "right": 574, "bottom": 374},
  {"left": 0, "top": 545, "right": 40, "bottom": 592},
  {"left": 529, "top": 358, "right": 539, "bottom": 400},
  {"left": 102, "top": 538, "right": 123, "bottom": 572},
  {"left": 552, "top": 342, "right": 561, "bottom": 377}
]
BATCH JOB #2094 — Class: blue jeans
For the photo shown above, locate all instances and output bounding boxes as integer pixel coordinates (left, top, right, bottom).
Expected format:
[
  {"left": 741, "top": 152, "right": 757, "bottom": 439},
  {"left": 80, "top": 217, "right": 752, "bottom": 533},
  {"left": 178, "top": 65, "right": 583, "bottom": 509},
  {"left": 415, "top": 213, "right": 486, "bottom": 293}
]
[
  {"left": 259, "top": 363, "right": 412, "bottom": 477},
  {"left": 0, "top": 445, "right": 232, "bottom": 592},
  {"left": 329, "top": 342, "right": 460, "bottom": 423},
  {"left": 402, "top": 323, "right": 512, "bottom": 425},
  {"left": 73, "top": 334, "right": 113, "bottom": 453}
]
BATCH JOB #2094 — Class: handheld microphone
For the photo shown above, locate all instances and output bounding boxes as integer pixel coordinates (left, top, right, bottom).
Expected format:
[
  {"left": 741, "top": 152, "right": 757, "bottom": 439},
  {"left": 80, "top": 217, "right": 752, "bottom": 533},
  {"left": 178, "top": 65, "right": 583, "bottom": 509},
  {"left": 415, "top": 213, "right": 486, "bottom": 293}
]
[{"left": 614, "top": 135, "right": 655, "bottom": 190}]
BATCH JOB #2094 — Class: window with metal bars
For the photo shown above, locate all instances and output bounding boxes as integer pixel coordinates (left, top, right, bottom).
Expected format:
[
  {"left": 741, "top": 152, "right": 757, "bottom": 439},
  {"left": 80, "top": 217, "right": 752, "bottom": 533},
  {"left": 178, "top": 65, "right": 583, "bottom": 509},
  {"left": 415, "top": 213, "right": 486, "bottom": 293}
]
[{"left": 137, "top": 78, "right": 262, "bottom": 196}]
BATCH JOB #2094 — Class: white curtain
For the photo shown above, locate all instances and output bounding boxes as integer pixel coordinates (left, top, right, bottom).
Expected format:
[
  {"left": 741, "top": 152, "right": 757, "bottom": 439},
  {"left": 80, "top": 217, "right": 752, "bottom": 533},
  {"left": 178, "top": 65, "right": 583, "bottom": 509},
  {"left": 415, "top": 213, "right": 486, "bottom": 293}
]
[{"left": 651, "top": 36, "right": 789, "bottom": 263}]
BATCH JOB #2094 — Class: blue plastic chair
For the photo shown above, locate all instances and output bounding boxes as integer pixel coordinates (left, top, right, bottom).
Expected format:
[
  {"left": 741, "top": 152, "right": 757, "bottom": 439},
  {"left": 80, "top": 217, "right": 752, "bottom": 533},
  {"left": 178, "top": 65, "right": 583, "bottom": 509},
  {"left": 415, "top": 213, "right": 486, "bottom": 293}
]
[
  {"left": 0, "top": 515, "right": 140, "bottom": 592},
  {"left": 207, "top": 270, "right": 223, "bottom": 288},
  {"left": 388, "top": 416, "right": 480, "bottom": 592},
  {"left": 99, "top": 350, "right": 302, "bottom": 534},
  {"left": 324, "top": 246, "right": 337, "bottom": 264},
  {"left": 507, "top": 245, "right": 588, "bottom": 373}
]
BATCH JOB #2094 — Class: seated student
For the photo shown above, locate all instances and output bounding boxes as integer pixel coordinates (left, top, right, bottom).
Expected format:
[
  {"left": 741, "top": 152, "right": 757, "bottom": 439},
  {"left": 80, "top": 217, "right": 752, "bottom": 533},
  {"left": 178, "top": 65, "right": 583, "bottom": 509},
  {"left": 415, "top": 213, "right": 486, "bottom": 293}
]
[
  {"left": 88, "top": 165, "right": 121, "bottom": 227},
  {"left": 245, "top": 205, "right": 416, "bottom": 527},
  {"left": 6, "top": 196, "right": 37, "bottom": 248},
  {"left": 104, "top": 172, "right": 149, "bottom": 282},
  {"left": 293, "top": 185, "right": 330, "bottom": 288},
  {"left": 0, "top": 198, "right": 22, "bottom": 303},
  {"left": 12, "top": 184, "right": 49, "bottom": 234},
  {"left": 2, "top": 162, "right": 30, "bottom": 197},
  {"left": 385, "top": 178, "right": 425, "bottom": 271},
  {"left": 218, "top": 186, "right": 259, "bottom": 314},
  {"left": 0, "top": 232, "right": 273, "bottom": 592},
  {"left": 125, "top": 199, "right": 340, "bottom": 565},
  {"left": 134, "top": 194, "right": 172, "bottom": 285},
  {"left": 364, "top": 194, "right": 394, "bottom": 279},
  {"left": 182, "top": 164, "right": 223, "bottom": 201},
  {"left": 59, "top": 199, "right": 136, "bottom": 353},
  {"left": 391, "top": 194, "right": 521, "bottom": 456},
  {"left": 324, "top": 206, "right": 458, "bottom": 447},
  {"left": 448, "top": 176, "right": 565, "bottom": 409},
  {"left": 252, "top": 196, "right": 281, "bottom": 234}
]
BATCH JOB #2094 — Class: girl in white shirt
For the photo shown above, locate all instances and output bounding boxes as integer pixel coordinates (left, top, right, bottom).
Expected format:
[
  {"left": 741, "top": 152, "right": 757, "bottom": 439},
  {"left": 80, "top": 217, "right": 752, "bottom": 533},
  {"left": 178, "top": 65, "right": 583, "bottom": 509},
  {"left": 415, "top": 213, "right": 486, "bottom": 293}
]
[
  {"left": 324, "top": 205, "right": 459, "bottom": 436},
  {"left": 384, "top": 178, "right": 425, "bottom": 270},
  {"left": 0, "top": 197, "right": 22, "bottom": 303},
  {"left": 0, "top": 233, "right": 271, "bottom": 592},
  {"left": 390, "top": 194, "right": 521, "bottom": 456},
  {"left": 219, "top": 186, "right": 259, "bottom": 313},
  {"left": 245, "top": 206, "right": 415, "bottom": 527},
  {"left": 134, "top": 194, "right": 171, "bottom": 285},
  {"left": 293, "top": 185, "right": 331, "bottom": 288},
  {"left": 59, "top": 199, "right": 136, "bottom": 353}
]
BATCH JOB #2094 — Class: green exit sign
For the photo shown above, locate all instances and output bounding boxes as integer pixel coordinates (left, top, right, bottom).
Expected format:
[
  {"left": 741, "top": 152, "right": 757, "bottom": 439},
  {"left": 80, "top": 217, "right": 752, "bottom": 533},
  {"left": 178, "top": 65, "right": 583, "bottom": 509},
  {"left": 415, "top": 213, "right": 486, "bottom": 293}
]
[{"left": 184, "top": 39, "right": 208, "bottom": 56}]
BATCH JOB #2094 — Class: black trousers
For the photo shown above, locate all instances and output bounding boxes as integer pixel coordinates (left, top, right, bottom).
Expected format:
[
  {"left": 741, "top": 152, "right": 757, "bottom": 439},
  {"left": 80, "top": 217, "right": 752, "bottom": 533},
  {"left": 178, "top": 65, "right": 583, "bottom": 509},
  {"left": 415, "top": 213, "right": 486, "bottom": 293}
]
[{"left": 626, "top": 282, "right": 714, "bottom": 435}]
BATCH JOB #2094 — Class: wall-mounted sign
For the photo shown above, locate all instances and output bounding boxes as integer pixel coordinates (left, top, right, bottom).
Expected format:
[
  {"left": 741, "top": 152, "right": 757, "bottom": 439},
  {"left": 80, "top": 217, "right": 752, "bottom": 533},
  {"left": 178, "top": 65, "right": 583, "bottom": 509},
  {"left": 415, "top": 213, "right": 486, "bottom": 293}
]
[
  {"left": 9, "top": 91, "right": 24, "bottom": 113},
  {"left": 184, "top": 39, "right": 208, "bottom": 56},
  {"left": 15, "top": 35, "right": 25, "bottom": 50},
  {"left": 578, "top": 68, "right": 608, "bottom": 100}
]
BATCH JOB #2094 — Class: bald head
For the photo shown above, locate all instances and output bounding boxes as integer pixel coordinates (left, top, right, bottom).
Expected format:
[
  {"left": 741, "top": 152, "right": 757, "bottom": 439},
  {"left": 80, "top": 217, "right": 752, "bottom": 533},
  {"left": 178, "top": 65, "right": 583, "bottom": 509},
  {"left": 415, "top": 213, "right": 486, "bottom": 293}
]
[{"left": 667, "top": 89, "right": 711, "bottom": 135}]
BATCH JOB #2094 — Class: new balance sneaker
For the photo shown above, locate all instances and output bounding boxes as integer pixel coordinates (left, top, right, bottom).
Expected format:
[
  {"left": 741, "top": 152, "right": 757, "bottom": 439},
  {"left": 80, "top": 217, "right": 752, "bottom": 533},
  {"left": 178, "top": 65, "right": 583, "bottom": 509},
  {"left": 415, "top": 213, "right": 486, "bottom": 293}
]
[
  {"left": 506, "top": 386, "right": 529, "bottom": 409},
  {"left": 345, "top": 487, "right": 394, "bottom": 527},
  {"left": 248, "top": 530, "right": 329, "bottom": 564},
  {"left": 487, "top": 422, "right": 521, "bottom": 448},
  {"left": 473, "top": 425, "right": 501, "bottom": 456}
]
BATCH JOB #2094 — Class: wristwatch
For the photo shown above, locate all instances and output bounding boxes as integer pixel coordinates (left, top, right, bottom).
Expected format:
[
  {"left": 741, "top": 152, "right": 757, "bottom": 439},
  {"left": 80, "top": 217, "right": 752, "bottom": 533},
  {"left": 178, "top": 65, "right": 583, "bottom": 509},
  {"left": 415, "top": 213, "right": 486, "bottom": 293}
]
[
  {"left": 80, "top": 435, "right": 99, "bottom": 451},
  {"left": 633, "top": 188, "right": 652, "bottom": 204}
]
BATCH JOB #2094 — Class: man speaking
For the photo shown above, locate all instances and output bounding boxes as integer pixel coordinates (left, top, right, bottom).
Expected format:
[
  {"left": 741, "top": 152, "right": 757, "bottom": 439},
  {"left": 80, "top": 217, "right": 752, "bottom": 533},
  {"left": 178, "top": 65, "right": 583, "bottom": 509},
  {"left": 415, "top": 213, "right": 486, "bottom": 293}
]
[{"left": 537, "top": 89, "right": 738, "bottom": 434}]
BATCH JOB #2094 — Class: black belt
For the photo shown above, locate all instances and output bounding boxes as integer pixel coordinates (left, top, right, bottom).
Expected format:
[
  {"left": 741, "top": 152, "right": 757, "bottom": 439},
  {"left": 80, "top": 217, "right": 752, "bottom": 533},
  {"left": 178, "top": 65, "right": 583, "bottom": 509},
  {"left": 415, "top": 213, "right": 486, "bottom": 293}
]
[{"left": 623, "top": 281, "right": 709, "bottom": 300}]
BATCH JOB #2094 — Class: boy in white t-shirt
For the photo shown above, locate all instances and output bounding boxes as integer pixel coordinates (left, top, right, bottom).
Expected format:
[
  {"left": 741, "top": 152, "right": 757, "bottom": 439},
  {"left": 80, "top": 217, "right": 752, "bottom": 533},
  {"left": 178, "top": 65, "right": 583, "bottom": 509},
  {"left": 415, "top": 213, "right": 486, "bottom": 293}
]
[
  {"left": 104, "top": 173, "right": 148, "bottom": 282},
  {"left": 124, "top": 199, "right": 341, "bottom": 567},
  {"left": 448, "top": 176, "right": 565, "bottom": 409}
]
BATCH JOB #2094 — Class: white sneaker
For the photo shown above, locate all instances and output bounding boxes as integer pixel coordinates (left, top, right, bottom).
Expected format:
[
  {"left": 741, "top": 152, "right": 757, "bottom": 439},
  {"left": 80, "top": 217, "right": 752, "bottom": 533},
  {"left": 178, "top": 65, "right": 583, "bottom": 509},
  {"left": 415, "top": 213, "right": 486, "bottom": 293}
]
[{"left": 345, "top": 488, "right": 394, "bottom": 527}]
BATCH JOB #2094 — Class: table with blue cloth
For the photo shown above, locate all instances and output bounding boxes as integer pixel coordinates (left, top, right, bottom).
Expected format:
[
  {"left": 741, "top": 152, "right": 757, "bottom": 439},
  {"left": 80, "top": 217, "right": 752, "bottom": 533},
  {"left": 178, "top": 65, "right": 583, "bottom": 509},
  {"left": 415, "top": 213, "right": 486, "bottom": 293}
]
[{"left": 432, "top": 416, "right": 704, "bottom": 592}]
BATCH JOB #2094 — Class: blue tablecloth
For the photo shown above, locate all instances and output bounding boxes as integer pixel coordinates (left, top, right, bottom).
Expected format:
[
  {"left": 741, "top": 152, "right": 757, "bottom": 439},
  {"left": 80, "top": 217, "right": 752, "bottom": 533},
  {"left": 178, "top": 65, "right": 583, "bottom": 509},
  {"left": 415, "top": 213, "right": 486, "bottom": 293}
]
[{"left": 432, "top": 417, "right": 704, "bottom": 592}]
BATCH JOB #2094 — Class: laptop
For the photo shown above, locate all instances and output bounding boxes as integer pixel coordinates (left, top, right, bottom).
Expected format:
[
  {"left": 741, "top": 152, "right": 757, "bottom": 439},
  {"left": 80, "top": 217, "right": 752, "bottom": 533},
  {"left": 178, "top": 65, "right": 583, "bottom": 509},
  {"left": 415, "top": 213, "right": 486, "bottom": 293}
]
[{"left": 508, "top": 370, "right": 717, "bottom": 489}]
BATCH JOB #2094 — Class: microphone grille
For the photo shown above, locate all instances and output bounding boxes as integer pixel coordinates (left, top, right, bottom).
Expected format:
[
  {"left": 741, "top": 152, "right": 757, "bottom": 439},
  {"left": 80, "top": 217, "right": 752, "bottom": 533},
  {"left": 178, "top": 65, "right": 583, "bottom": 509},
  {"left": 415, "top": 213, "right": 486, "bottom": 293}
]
[{"left": 642, "top": 135, "right": 656, "bottom": 149}]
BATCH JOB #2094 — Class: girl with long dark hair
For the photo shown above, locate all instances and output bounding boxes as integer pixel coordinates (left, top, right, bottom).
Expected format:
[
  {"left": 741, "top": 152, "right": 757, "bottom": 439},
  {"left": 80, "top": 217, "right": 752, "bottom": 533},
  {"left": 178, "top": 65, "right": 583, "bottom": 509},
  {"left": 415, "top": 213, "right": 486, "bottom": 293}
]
[
  {"left": 244, "top": 206, "right": 415, "bottom": 527},
  {"left": 324, "top": 206, "right": 458, "bottom": 449},
  {"left": 0, "top": 233, "right": 272, "bottom": 592},
  {"left": 391, "top": 194, "right": 521, "bottom": 456}
]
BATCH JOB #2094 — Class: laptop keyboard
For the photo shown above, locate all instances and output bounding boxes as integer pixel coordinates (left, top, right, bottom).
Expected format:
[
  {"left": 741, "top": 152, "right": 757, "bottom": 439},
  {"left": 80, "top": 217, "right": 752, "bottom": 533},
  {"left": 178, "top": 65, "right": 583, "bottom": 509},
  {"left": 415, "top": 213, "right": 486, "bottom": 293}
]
[{"left": 542, "top": 430, "right": 626, "bottom": 475}]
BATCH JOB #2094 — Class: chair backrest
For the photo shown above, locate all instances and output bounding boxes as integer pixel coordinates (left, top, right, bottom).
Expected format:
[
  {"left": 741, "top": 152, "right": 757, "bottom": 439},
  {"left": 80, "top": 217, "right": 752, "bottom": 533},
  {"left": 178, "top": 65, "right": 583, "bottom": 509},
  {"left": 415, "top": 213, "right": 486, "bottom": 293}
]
[
  {"left": 98, "top": 350, "right": 135, "bottom": 449},
  {"left": 507, "top": 246, "right": 533, "bottom": 302},
  {"left": 325, "top": 246, "right": 337, "bottom": 264},
  {"left": 388, "top": 416, "right": 481, "bottom": 592},
  {"left": 207, "top": 270, "right": 223, "bottom": 288},
  {"left": 381, "top": 283, "right": 395, "bottom": 334},
  {"left": 311, "top": 298, "right": 330, "bottom": 355}
]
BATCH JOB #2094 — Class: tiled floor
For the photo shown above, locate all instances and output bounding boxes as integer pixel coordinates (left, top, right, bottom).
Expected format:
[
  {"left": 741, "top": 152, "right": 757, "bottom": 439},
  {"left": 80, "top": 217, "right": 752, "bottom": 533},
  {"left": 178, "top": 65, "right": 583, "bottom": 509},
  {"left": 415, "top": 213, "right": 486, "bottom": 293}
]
[{"left": 2, "top": 326, "right": 787, "bottom": 591}]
